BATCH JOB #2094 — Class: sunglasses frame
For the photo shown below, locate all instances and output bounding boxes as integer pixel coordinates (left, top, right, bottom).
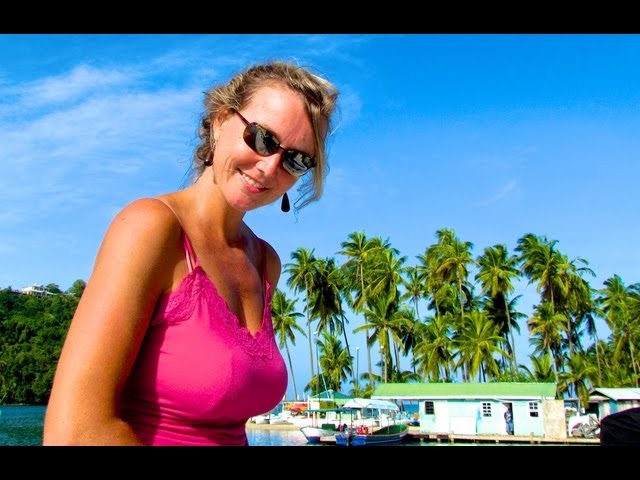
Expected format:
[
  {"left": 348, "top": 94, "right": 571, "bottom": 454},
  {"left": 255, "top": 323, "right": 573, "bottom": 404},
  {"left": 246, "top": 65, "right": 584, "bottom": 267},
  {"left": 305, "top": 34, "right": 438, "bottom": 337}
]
[{"left": 231, "top": 108, "right": 316, "bottom": 177}]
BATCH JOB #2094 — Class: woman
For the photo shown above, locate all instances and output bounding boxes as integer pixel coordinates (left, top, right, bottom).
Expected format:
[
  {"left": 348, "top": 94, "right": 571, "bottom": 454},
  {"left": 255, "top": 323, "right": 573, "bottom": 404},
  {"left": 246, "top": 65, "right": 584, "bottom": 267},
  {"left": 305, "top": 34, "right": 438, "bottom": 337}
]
[{"left": 43, "top": 61, "right": 339, "bottom": 446}]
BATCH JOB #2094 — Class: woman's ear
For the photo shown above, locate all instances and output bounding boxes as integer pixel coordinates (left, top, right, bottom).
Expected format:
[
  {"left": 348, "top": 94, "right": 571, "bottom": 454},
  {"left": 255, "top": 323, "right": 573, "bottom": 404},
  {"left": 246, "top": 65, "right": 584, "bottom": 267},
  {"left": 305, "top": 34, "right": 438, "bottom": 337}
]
[{"left": 212, "top": 108, "right": 233, "bottom": 144}]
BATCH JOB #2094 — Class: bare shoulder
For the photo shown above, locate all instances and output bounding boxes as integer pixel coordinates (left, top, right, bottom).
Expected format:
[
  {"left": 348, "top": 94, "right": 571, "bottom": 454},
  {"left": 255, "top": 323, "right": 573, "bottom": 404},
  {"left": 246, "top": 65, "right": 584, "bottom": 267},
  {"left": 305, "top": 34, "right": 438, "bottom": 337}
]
[
  {"left": 110, "top": 197, "right": 180, "bottom": 236},
  {"left": 259, "top": 239, "right": 282, "bottom": 288},
  {"left": 102, "top": 198, "right": 181, "bottom": 249},
  {"left": 95, "top": 197, "right": 183, "bottom": 289}
]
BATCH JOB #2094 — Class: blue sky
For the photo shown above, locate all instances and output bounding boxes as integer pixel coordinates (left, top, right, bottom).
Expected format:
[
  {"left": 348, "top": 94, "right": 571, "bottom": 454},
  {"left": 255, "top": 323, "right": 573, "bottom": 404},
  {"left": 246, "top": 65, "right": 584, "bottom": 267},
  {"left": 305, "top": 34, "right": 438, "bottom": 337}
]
[{"left": 2, "top": 34, "right": 639, "bottom": 400}]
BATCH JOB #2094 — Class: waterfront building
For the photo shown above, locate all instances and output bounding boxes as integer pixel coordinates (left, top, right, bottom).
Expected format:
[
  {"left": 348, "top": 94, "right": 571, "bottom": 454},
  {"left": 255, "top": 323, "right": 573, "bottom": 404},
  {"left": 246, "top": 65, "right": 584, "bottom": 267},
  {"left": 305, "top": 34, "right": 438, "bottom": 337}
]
[{"left": 372, "top": 382, "right": 565, "bottom": 439}]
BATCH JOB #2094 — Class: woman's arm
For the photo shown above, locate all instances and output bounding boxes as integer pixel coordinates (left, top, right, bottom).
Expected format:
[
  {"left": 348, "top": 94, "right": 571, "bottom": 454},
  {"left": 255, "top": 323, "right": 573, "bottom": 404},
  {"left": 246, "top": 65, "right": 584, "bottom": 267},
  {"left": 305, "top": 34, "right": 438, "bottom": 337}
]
[{"left": 43, "top": 198, "right": 182, "bottom": 445}]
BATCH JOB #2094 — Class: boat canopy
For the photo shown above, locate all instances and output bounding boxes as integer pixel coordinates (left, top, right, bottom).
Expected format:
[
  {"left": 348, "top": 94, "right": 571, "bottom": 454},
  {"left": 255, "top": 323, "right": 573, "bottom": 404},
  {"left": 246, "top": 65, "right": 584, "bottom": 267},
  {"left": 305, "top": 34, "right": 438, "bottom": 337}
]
[
  {"left": 304, "top": 407, "right": 351, "bottom": 414},
  {"left": 342, "top": 398, "right": 399, "bottom": 411}
]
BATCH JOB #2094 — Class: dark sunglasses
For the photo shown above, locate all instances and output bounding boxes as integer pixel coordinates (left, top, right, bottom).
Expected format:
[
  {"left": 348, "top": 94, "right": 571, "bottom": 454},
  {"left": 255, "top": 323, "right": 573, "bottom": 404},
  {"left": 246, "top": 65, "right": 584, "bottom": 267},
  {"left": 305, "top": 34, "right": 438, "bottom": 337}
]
[{"left": 231, "top": 108, "right": 316, "bottom": 177}]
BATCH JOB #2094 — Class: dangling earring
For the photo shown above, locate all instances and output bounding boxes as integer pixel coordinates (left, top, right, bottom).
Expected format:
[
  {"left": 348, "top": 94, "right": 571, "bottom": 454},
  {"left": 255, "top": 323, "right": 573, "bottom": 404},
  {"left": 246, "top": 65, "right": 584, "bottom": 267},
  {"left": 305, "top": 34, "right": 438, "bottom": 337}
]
[
  {"left": 281, "top": 192, "right": 290, "bottom": 212},
  {"left": 203, "top": 138, "right": 215, "bottom": 167}
]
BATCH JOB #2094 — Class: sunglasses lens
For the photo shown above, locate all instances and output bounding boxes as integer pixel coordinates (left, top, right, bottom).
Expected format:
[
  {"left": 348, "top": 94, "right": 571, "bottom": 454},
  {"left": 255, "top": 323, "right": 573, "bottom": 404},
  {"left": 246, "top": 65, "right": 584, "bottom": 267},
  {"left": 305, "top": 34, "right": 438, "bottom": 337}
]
[
  {"left": 245, "top": 123, "right": 279, "bottom": 156},
  {"left": 242, "top": 120, "right": 315, "bottom": 177},
  {"left": 283, "top": 152, "right": 315, "bottom": 177}
]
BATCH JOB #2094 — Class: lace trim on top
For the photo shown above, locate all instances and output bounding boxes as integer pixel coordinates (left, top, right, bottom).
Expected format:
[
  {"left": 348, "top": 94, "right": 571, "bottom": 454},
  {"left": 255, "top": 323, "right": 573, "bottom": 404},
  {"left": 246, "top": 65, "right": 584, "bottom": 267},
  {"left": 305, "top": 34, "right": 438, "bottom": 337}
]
[
  {"left": 152, "top": 230, "right": 274, "bottom": 358},
  {"left": 155, "top": 269, "right": 274, "bottom": 358}
]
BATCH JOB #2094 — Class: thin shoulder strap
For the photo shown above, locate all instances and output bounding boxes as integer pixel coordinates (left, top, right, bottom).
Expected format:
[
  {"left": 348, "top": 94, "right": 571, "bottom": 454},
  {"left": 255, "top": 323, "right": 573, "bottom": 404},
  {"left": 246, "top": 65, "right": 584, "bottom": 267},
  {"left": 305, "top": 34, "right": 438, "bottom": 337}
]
[
  {"left": 152, "top": 197, "right": 198, "bottom": 272},
  {"left": 183, "top": 232, "right": 198, "bottom": 273}
]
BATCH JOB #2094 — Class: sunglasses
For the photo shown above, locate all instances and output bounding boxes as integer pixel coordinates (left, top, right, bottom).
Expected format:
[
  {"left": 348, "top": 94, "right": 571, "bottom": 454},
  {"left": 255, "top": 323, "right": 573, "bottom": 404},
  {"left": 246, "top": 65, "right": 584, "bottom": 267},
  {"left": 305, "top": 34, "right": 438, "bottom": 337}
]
[{"left": 231, "top": 108, "right": 316, "bottom": 177}]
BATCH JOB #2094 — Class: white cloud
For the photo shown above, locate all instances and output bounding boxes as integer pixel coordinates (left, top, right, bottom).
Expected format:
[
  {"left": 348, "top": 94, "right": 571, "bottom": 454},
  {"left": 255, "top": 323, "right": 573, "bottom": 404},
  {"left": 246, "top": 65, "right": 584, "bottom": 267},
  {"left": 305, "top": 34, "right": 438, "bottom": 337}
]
[
  {"left": 474, "top": 179, "right": 520, "bottom": 207},
  {"left": 27, "top": 64, "right": 133, "bottom": 106}
]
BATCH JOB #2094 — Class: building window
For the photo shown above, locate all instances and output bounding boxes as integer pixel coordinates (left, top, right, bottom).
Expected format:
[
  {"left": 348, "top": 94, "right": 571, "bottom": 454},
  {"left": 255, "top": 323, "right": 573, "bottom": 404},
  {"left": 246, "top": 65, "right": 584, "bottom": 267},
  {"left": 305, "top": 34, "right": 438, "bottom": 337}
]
[
  {"left": 482, "top": 402, "right": 492, "bottom": 417},
  {"left": 529, "top": 402, "right": 539, "bottom": 417},
  {"left": 423, "top": 401, "right": 434, "bottom": 415}
]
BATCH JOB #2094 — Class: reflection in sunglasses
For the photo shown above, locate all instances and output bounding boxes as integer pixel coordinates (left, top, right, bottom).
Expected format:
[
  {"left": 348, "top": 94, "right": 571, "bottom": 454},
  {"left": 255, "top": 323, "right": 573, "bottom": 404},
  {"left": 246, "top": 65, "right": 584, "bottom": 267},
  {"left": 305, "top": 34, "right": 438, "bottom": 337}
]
[{"left": 232, "top": 109, "right": 315, "bottom": 177}]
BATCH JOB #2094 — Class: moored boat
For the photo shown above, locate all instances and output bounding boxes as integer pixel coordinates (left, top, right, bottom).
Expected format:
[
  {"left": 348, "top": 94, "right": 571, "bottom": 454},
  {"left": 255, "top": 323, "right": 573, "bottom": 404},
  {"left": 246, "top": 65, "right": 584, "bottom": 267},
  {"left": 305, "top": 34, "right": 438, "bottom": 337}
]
[
  {"left": 301, "top": 424, "right": 344, "bottom": 443},
  {"left": 335, "top": 423, "right": 408, "bottom": 446},
  {"left": 334, "top": 398, "right": 406, "bottom": 446},
  {"left": 299, "top": 407, "right": 350, "bottom": 443}
]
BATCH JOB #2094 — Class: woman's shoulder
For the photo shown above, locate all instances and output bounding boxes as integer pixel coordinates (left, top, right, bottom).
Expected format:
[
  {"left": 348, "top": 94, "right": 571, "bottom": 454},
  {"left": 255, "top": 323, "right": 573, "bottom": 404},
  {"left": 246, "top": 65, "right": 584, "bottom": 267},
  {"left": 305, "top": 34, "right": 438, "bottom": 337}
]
[
  {"left": 105, "top": 197, "right": 183, "bottom": 249},
  {"left": 115, "top": 197, "right": 181, "bottom": 229},
  {"left": 119, "top": 196, "right": 178, "bottom": 218}
]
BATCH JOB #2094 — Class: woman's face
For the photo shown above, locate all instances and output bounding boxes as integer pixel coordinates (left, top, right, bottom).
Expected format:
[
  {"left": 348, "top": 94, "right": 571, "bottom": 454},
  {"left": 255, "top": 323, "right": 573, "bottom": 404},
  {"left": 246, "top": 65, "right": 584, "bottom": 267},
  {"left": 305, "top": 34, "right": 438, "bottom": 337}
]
[{"left": 211, "top": 84, "right": 316, "bottom": 212}]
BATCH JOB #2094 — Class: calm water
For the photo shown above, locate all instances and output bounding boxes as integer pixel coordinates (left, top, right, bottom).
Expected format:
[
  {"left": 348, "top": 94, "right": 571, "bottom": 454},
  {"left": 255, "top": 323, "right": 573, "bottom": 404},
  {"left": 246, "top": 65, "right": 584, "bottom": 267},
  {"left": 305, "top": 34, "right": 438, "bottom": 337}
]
[
  {"left": 2, "top": 405, "right": 570, "bottom": 447},
  {"left": 0, "top": 405, "right": 314, "bottom": 446},
  {"left": 0, "top": 405, "right": 46, "bottom": 446}
]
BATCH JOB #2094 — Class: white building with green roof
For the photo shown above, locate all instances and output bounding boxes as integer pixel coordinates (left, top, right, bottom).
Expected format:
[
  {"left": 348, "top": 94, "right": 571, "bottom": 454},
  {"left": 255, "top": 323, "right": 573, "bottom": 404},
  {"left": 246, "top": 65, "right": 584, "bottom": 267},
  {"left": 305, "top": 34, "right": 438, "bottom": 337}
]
[{"left": 372, "top": 382, "right": 565, "bottom": 438}]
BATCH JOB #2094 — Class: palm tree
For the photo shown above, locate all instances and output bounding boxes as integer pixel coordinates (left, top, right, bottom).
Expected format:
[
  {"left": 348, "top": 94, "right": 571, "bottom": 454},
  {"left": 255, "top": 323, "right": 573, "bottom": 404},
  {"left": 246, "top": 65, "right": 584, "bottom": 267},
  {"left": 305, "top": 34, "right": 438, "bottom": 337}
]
[
  {"left": 284, "top": 247, "right": 318, "bottom": 379},
  {"left": 558, "top": 352, "right": 597, "bottom": 411},
  {"left": 401, "top": 265, "right": 426, "bottom": 321},
  {"left": 271, "top": 289, "right": 306, "bottom": 401},
  {"left": 516, "top": 233, "right": 562, "bottom": 305},
  {"left": 567, "top": 274, "right": 601, "bottom": 385},
  {"left": 308, "top": 257, "right": 350, "bottom": 358},
  {"left": 356, "top": 293, "right": 412, "bottom": 383},
  {"left": 519, "top": 353, "right": 557, "bottom": 383},
  {"left": 453, "top": 311, "right": 507, "bottom": 382},
  {"left": 338, "top": 231, "right": 378, "bottom": 389},
  {"left": 516, "top": 233, "right": 590, "bottom": 371},
  {"left": 527, "top": 301, "right": 567, "bottom": 380},
  {"left": 430, "top": 229, "right": 475, "bottom": 327},
  {"left": 412, "top": 314, "right": 454, "bottom": 382},
  {"left": 475, "top": 244, "right": 521, "bottom": 375},
  {"left": 365, "top": 242, "right": 406, "bottom": 304},
  {"left": 316, "top": 330, "right": 352, "bottom": 393},
  {"left": 597, "top": 275, "right": 640, "bottom": 387}
]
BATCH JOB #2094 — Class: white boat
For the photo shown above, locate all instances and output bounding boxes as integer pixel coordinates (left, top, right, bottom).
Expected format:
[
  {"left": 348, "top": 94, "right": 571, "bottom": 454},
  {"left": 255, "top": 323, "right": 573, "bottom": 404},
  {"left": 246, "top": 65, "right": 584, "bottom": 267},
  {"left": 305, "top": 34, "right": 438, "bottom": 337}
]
[
  {"left": 300, "top": 425, "right": 342, "bottom": 443},
  {"left": 249, "top": 414, "right": 270, "bottom": 424},
  {"left": 298, "top": 407, "right": 351, "bottom": 443}
]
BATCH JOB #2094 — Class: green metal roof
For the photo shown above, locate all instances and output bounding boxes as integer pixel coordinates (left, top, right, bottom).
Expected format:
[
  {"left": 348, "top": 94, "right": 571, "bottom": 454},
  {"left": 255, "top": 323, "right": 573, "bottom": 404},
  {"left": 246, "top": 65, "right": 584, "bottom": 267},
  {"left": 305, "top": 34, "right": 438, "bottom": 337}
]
[
  {"left": 372, "top": 382, "right": 557, "bottom": 399},
  {"left": 590, "top": 387, "right": 640, "bottom": 401}
]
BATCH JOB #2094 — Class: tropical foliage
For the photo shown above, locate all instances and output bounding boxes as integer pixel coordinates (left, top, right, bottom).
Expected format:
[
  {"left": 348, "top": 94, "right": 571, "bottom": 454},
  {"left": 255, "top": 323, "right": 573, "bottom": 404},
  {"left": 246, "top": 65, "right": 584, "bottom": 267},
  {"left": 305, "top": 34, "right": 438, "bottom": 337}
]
[
  {"left": 2, "top": 228, "right": 639, "bottom": 406},
  {"left": 0, "top": 285, "right": 81, "bottom": 404},
  {"left": 272, "top": 229, "right": 639, "bottom": 399}
]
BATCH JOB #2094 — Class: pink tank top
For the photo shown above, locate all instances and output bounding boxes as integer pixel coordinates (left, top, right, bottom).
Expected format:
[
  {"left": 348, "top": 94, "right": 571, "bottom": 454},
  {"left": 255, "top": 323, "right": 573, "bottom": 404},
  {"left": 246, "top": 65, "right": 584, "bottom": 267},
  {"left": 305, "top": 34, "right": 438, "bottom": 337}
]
[{"left": 119, "top": 232, "right": 288, "bottom": 446}]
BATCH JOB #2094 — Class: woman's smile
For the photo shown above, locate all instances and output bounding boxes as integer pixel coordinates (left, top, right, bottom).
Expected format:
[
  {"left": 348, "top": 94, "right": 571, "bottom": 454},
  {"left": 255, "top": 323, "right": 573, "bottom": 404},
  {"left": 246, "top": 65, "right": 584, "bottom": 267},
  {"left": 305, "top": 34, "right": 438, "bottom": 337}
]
[{"left": 239, "top": 170, "right": 269, "bottom": 193}]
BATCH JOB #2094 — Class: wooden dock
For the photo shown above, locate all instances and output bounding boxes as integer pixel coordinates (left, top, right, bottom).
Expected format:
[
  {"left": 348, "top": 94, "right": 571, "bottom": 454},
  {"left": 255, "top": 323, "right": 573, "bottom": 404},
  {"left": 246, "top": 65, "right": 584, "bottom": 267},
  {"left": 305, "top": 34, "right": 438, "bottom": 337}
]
[{"left": 406, "top": 427, "right": 599, "bottom": 445}]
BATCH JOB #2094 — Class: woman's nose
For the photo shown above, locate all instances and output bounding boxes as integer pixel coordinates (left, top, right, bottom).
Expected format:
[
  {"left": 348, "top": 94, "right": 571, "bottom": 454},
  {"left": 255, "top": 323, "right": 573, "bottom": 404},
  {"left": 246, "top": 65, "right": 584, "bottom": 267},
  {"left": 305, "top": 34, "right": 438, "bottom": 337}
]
[{"left": 257, "top": 152, "right": 282, "bottom": 177}]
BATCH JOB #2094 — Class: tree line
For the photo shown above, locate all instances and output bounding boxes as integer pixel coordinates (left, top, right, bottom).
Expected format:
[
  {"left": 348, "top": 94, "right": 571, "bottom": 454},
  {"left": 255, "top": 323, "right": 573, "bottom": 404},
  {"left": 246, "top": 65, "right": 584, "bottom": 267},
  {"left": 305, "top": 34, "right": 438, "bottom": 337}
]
[
  {"left": 0, "top": 281, "right": 85, "bottom": 404},
  {"left": 272, "top": 229, "right": 640, "bottom": 411},
  {"left": 1, "top": 229, "right": 639, "bottom": 411}
]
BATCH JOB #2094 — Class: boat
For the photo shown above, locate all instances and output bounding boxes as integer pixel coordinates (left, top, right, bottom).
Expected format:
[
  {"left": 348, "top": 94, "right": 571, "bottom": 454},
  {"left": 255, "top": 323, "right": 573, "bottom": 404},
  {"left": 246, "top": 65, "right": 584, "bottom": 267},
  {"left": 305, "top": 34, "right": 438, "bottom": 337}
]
[
  {"left": 334, "top": 398, "right": 408, "bottom": 446},
  {"left": 335, "top": 423, "right": 408, "bottom": 446},
  {"left": 299, "top": 407, "right": 351, "bottom": 443},
  {"left": 301, "top": 423, "right": 345, "bottom": 443},
  {"left": 249, "top": 414, "right": 270, "bottom": 424}
]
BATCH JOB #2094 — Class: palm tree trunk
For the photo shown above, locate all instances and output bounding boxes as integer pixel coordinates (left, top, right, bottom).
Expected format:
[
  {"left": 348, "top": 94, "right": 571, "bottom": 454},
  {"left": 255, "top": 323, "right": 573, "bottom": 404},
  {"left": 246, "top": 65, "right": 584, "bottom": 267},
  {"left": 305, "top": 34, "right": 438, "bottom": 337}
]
[
  {"left": 504, "top": 296, "right": 517, "bottom": 377},
  {"left": 630, "top": 340, "right": 639, "bottom": 388},
  {"left": 305, "top": 282, "right": 315, "bottom": 379},
  {"left": 549, "top": 346, "right": 559, "bottom": 386},
  {"left": 284, "top": 345, "right": 298, "bottom": 401},
  {"left": 360, "top": 264, "right": 374, "bottom": 389},
  {"left": 594, "top": 334, "right": 603, "bottom": 387}
]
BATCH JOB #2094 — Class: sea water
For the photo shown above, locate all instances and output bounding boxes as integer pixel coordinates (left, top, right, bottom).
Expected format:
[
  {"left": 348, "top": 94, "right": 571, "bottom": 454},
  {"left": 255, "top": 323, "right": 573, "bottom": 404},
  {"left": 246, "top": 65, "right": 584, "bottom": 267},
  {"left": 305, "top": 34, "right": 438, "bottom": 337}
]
[
  {"left": 0, "top": 405, "right": 315, "bottom": 446},
  {"left": 0, "top": 405, "right": 46, "bottom": 446},
  {"left": 0, "top": 404, "right": 561, "bottom": 447}
]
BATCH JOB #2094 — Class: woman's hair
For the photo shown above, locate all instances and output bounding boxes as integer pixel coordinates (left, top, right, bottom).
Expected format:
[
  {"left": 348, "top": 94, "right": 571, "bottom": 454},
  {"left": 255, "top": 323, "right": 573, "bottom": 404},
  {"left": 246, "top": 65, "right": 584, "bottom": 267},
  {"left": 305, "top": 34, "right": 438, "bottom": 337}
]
[{"left": 191, "top": 60, "right": 339, "bottom": 210}]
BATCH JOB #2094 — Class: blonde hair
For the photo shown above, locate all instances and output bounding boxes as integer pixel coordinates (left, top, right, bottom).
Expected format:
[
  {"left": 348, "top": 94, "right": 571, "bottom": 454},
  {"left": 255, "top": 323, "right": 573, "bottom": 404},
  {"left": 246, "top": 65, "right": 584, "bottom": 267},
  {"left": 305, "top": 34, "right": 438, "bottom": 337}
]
[{"left": 192, "top": 60, "right": 339, "bottom": 210}]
